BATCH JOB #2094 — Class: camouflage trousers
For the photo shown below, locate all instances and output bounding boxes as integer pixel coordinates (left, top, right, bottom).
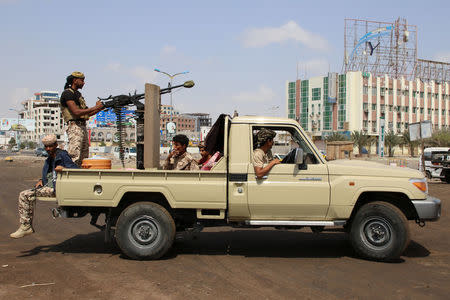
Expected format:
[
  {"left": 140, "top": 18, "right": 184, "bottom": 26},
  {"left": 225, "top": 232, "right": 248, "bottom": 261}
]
[
  {"left": 18, "top": 187, "right": 55, "bottom": 226},
  {"left": 67, "top": 121, "right": 89, "bottom": 167}
]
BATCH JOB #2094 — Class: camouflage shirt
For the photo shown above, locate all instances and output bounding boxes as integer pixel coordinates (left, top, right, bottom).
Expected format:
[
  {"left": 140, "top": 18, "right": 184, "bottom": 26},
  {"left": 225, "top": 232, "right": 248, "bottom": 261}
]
[{"left": 163, "top": 151, "right": 199, "bottom": 170}]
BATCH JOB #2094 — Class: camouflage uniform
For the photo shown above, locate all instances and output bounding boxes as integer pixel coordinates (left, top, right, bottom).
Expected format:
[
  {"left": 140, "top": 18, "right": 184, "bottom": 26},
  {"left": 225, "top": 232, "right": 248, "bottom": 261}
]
[
  {"left": 60, "top": 87, "right": 90, "bottom": 167},
  {"left": 18, "top": 187, "right": 55, "bottom": 226},
  {"left": 163, "top": 151, "right": 199, "bottom": 170},
  {"left": 66, "top": 121, "right": 89, "bottom": 167}
]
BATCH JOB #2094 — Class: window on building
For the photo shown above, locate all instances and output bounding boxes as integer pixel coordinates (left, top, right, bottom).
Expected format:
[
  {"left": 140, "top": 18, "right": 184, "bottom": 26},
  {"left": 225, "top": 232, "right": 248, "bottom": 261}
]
[
  {"left": 363, "top": 86, "right": 368, "bottom": 95},
  {"left": 312, "top": 88, "right": 321, "bottom": 101},
  {"left": 372, "top": 104, "right": 376, "bottom": 110}
]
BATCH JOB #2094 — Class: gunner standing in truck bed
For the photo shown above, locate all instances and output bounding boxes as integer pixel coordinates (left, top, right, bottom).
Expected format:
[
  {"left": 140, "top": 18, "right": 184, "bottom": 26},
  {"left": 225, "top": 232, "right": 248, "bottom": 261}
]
[{"left": 60, "top": 71, "right": 104, "bottom": 166}]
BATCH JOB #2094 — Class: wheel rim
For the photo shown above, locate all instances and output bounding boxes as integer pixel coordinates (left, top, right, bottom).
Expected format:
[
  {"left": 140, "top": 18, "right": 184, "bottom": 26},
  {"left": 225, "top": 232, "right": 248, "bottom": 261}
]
[
  {"left": 360, "top": 217, "right": 393, "bottom": 250},
  {"left": 129, "top": 215, "right": 160, "bottom": 246}
]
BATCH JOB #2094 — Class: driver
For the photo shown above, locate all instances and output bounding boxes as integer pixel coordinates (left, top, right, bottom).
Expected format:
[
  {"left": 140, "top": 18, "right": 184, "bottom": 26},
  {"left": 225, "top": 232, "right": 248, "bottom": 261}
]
[{"left": 253, "top": 128, "right": 280, "bottom": 179}]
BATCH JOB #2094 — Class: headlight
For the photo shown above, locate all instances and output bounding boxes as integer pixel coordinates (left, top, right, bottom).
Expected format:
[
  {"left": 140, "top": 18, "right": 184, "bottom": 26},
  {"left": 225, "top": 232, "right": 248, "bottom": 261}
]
[{"left": 409, "top": 178, "right": 428, "bottom": 194}]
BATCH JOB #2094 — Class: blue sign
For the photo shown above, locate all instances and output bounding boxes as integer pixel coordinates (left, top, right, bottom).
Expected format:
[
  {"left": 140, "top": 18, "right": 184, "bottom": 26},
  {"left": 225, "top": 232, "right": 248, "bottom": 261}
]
[{"left": 93, "top": 108, "right": 135, "bottom": 127}]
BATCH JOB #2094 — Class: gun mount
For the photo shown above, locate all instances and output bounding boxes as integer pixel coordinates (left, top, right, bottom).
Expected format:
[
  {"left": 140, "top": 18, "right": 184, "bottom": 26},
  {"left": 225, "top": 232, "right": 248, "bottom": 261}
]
[{"left": 97, "top": 81, "right": 195, "bottom": 169}]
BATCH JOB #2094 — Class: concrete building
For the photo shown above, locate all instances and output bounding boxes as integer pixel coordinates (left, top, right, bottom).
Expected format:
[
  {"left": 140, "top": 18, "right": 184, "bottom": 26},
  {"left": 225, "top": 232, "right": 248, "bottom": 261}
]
[
  {"left": 286, "top": 71, "right": 450, "bottom": 138},
  {"left": 182, "top": 113, "right": 212, "bottom": 132},
  {"left": 20, "top": 91, "right": 65, "bottom": 142}
]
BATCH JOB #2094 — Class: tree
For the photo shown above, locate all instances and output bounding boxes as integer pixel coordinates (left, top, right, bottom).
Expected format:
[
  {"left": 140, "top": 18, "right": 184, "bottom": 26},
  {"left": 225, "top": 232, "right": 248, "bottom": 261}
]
[
  {"left": 384, "top": 131, "right": 401, "bottom": 157},
  {"left": 351, "top": 130, "right": 370, "bottom": 155},
  {"left": 326, "top": 132, "right": 349, "bottom": 142},
  {"left": 366, "top": 136, "right": 377, "bottom": 155},
  {"left": 427, "top": 129, "right": 450, "bottom": 147},
  {"left": 401, "top": 130, "right": 418, "bottom": 157},
  {"left": 8, "top": 137, "right": 16, "bottom": 148}
]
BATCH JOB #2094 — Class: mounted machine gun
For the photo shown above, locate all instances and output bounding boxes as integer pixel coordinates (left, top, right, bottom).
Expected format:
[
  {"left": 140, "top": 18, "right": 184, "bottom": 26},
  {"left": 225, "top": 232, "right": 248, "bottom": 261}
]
[{"left": 97, "top": 80, "right": 195, "bottom": 168}]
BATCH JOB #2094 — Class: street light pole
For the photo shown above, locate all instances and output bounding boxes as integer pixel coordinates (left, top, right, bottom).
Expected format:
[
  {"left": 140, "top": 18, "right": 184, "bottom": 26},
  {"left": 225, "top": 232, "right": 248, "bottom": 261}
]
[{"left": 154, "top": 68, "right": 189, "bottom": 139}]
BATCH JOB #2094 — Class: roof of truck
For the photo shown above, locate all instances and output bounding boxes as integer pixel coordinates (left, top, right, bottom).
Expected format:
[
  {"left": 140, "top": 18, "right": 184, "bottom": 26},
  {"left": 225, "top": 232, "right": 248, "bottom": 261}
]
[{"left": 231, "top": 116, "right": 300, "bottom": 126}]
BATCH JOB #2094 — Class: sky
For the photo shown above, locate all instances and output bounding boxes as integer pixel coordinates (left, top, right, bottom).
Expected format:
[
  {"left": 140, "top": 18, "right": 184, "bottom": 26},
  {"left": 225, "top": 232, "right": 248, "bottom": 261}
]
[{"left": 1, "top": 0, "right": 449, "bottom": 120}]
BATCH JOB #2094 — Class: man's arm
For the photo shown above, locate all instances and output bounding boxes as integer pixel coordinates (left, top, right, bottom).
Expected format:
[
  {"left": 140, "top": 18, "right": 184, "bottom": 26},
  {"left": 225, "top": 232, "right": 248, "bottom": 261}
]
[
  {"left": 66, "top": 100, "right": 104, "bottom": 118},
  {"left": 254, "top": 159, "right": 280, "bottom": 179}
]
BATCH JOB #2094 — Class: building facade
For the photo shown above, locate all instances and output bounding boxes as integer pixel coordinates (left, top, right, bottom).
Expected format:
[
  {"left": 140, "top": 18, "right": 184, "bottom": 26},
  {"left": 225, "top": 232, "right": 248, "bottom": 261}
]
[
  {"left": 286, "top": 71, "right": 450, "bottom": 137},
  {"left": 20, "top": 91, "right": 65, "bottom": 142},
  {"left": 182, "top": 113, "right": 212, "bottom": 132}
]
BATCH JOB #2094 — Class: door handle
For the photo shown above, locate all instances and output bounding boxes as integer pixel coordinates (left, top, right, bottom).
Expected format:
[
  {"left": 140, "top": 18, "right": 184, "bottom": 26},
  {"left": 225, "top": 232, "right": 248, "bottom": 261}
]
[{"left": 255, "top": 176, "right": 268, "bottom": 180}]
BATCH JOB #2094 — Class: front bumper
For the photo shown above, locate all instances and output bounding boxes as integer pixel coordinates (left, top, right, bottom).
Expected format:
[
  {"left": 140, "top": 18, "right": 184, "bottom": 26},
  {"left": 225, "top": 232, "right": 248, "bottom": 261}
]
[{"left": 412, "top": 196, "right": 441, "bottom": 221}]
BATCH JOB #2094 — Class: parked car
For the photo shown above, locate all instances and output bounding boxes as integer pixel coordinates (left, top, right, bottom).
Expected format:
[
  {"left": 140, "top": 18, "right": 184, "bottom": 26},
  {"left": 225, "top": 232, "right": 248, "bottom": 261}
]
[
  {"left": 419, "top": 147, "right": 450, "bottom": 181},
  {"left": 11, "top": 146, "right": 19, "bottom": 152},
  {"left": 35, "top": 147, "right": 48, "bottom": 157}
]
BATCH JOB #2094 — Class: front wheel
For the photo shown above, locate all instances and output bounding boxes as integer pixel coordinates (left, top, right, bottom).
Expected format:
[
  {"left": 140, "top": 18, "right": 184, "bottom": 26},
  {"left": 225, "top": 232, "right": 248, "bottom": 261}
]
[
  {"left": 115, "top": 202, "right": 175, "bottom": 260},
  {"left": 350, "top": 201, "right": 410, "bottom": 261}
]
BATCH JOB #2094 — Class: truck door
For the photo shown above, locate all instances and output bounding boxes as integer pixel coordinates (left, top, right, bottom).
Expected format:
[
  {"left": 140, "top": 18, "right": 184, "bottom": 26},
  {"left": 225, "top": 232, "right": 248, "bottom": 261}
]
[{"left": 247, "top": 125, "right": 330, "bottom": 220}]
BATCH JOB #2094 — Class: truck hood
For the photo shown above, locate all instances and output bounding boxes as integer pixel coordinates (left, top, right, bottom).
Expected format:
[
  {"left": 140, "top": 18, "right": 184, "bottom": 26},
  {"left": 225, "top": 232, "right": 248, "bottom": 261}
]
[{"left": 327, "top": 159, "right": 424, "bottom": 178}]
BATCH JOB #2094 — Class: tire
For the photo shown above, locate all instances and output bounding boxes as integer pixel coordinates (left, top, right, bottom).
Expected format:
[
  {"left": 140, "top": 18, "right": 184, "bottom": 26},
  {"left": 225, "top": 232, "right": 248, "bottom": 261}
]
[
  {"left": 115, "top": 202, "right": 175, "bottom": 260},
  {"left": 350, "top": 201, "right": 410, "bottom": 261},
  {"left": 426, "top": 171, "right": 432, "bottom": 179}
]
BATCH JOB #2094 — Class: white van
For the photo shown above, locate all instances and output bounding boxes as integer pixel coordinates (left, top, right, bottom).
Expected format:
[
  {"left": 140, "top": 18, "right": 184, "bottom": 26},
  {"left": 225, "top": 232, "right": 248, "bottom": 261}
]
[{"left": 419, "top": 147, "right": 450, "bottom": 181}]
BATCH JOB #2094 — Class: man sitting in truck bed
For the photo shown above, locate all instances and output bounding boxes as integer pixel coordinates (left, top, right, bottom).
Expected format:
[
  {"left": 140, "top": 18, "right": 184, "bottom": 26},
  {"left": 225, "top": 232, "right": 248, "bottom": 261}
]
[
  {"left": 163, "top": 134, "right": 199, "bottom": 170},
  {"left": 10, "top": 134, "right": 78, "bottom": 239},
  {"left": 253, "top": 128, "right": 280, "bottom": 179}
]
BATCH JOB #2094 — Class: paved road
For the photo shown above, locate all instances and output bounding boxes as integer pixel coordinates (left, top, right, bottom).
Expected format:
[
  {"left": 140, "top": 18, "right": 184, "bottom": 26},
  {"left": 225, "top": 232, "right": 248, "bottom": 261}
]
[{"left": 0, "top": 159, "right": 449, "bottom": 299}]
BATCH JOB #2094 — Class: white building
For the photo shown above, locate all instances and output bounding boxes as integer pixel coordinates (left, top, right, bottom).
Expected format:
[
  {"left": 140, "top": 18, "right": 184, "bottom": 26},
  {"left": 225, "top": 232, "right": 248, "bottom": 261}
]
[
  {"left": 20, "top": 91, "right": 65, "bottom": 143},
  {"left": 286, "top": 71, "right": 450, "bottom": 138}
]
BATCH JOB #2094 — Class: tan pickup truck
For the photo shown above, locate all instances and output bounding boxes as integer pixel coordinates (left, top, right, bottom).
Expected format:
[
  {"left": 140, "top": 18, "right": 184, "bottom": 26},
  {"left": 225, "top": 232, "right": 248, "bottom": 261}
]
[{"left": 54, "top": 116, "right": 441, "bottom": 261}]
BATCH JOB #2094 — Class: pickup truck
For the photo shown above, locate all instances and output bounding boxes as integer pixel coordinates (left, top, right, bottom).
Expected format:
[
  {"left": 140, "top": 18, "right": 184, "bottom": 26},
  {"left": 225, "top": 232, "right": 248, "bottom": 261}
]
[{"left": 53, "top": 116, "right": 441, "bottom": 261}]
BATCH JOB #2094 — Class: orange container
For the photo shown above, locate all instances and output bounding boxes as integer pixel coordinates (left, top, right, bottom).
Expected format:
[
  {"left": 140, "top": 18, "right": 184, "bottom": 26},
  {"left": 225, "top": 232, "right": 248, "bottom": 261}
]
[{"left": 81, "top": 158, "right": 112, "bottom": 169}]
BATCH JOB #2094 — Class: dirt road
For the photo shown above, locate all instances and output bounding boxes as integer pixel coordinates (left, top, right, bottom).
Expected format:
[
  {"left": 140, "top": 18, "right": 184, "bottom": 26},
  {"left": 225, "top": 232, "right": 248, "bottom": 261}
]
[{"left": 0, "top": 159, "right": 449, "bottom": 299}]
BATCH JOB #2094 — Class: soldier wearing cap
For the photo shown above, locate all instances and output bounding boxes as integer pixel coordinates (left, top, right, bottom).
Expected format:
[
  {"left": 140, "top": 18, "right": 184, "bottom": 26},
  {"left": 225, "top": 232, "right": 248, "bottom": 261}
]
[
  {"left": 10, "top": 134, "right": 78, "bottom": 239},
  {"left": 60, "top": 71, "right": 104, "bottom": 166},
  {"left": 253, "top": 128, "right": 280, "bottom": 179}
]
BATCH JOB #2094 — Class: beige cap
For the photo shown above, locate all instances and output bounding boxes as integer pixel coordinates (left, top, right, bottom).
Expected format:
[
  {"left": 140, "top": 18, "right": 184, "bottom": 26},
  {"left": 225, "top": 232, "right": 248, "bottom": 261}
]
[
  {"left": 71, "top": 71, "right": 85, "bottom": 79},
  {"left": 42, "top": 134, "right": 57, "bottom": 146}
]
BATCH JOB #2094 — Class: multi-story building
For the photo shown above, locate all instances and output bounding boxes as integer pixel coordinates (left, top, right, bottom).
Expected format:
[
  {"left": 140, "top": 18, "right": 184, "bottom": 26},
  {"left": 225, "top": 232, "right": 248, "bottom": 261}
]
[
  {"left": 20, "top": 91, "right": 65, "bottom": 142},
  {"left": 286, "top": 71, "right": 450, "bottom": 138},
  {"left": 182, "top": 113, "right": 212, "bottom": 132}
]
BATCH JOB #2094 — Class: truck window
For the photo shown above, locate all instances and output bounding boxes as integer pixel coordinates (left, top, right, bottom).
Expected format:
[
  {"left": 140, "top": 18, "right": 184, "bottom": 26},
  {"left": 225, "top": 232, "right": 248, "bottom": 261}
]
[{"left": 252, "top": 126, "right": 318, "bottom": 164}]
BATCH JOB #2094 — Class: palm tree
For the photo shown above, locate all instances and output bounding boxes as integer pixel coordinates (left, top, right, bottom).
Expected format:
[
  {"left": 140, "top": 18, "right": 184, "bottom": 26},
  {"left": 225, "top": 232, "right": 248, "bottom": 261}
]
[
  {"left": 326, "top": 132, "right": 349, "bottom": 142},
  {"left": 428, "top": 129, "right": 450, "bottom": 147},
  {"left": 401, "top": 130, "right": 418, "bottom": 157},
  {"left": 366, "top": 136, "right": 377, "bottom": 156},
  {"left": 384, "top": 130, "right": 401, "bottom": 157},
  {"left": 351, "top": 130, "right": 370, "bottom": 155}
]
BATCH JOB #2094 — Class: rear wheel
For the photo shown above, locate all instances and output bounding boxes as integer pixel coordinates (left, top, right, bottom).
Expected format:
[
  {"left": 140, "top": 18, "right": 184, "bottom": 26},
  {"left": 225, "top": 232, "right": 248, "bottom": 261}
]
[
  {"left": 115, "top": 202, "right": 175, "bottom": 260},
  {"left": 350, "top": 201, "right": 410, "bottom": 261},
  {"left": 426, "top": 171, "right": 432, "bottom": 179}
]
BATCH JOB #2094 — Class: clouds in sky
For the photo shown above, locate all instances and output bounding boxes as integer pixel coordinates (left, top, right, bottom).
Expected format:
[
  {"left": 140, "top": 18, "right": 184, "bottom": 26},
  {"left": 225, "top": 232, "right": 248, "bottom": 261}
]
[
  {"left": 241, "top": 21, "right": 329, "bottom": 51},
  {"left": 297, "top": 58, "right": 330, "bottom": 78},
  {"left": 232, "top": 85, "right": 276, "bottom": 104}
]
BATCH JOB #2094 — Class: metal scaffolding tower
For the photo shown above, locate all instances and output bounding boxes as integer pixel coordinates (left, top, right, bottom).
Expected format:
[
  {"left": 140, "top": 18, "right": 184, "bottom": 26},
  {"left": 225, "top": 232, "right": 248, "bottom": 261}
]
[{"left": 343, "top": 18, "right": 418, "bottom": 80}]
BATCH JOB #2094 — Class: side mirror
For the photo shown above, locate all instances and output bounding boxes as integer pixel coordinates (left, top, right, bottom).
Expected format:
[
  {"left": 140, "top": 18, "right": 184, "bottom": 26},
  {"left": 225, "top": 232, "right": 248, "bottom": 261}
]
[{"left": 294, "top": 148, "right": 304, "bottom": 165}]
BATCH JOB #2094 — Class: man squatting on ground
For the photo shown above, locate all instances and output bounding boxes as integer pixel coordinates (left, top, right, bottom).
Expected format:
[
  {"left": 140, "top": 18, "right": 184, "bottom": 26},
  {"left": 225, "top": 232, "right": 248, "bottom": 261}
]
[
  {"left": 60, "top": 71, "right": 104, "bottom": 166},
  {"left": 253, "top": 128, "right": 281, "bottom": 179},
  {"left": 10, "top": 134, "right": 79, "bottom": 239},
  {"left": 163, "top": 134, "right": 199, "bottom": 170}
]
